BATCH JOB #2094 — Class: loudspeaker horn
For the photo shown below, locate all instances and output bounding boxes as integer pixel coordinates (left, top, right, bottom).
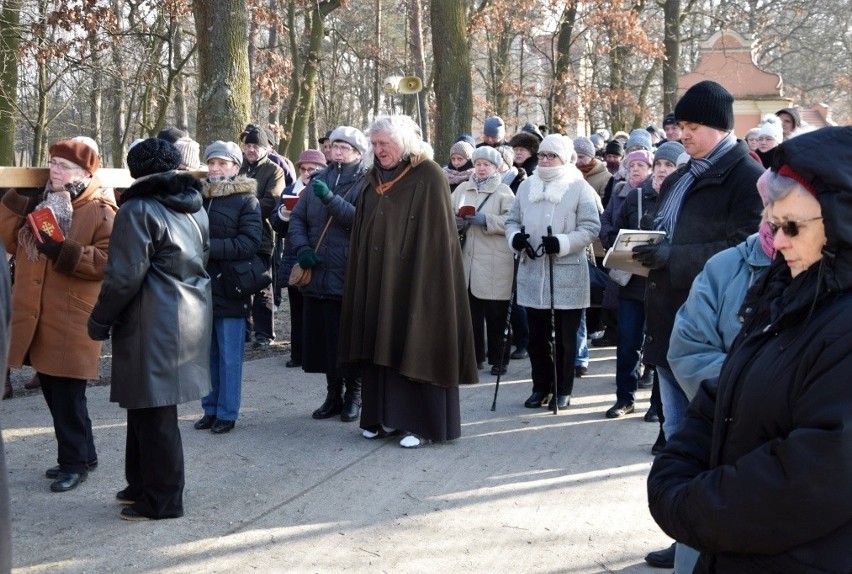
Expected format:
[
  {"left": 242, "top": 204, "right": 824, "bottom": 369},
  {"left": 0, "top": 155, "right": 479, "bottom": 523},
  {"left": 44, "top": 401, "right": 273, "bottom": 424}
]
[
  {"left": 383, "top": 76, "right": 403, "bottom": 94},
  {"left": 397, "top": 76, "right": 423, "bottom": 94}
]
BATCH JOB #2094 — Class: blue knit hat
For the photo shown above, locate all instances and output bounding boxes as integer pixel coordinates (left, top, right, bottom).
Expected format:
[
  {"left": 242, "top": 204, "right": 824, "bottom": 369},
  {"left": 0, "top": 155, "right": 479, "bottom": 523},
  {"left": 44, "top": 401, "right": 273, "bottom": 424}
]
[
  {"left": 625, "top": 129, "right": 652, "bottom": 152},
  {"left": 483, "top": 116, "right": 505, "bottom": 139}
]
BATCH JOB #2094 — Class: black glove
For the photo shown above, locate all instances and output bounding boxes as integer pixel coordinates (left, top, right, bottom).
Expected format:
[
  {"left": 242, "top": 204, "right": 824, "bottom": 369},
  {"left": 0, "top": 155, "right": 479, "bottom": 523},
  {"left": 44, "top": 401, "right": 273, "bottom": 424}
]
[
  {"left": 632, "top": 243, "right": 671, "bottom": 269},
  {"left": 511, "top": 232, "right": 530, "bottom": 252},
  {"left": 87, "top": 316, "right": 111, "bottom": 341},
  {"left": 298, "top": 248, "right": 321, "bottom": 269},
  {"left": 35, "top": 231, "right": 63, "bottom": 261},
  {"left": 541, "top": 235, "right": 560, "bottom": 254}
]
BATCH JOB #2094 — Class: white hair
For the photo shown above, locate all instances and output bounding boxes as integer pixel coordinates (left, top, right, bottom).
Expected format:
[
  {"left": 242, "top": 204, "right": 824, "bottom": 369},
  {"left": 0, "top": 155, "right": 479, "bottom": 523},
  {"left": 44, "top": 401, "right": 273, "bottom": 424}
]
[{"left": 365, "top": 115, "right": 423, "bottom": 166}]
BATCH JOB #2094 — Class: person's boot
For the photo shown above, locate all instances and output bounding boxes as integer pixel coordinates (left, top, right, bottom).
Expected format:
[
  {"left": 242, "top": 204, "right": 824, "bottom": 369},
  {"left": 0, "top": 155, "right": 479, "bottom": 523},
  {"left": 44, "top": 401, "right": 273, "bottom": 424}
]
[
  {"left": 340, "top": 378, "right": 362, "bottom": 422},
  {"left": 312, "top": 376, "right": 343, "bottom": 419},
  {"left": 3, "top": 370, "right": 12, "bottom": 400}
]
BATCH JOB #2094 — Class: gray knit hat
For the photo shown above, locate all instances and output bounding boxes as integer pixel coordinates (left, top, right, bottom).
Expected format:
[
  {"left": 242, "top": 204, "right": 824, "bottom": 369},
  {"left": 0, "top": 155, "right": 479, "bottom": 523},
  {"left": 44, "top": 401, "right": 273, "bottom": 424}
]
[
  {"left": 330, "top": 125, "right": 368, "bottom": 154},
  {"left": 573, "top": 136, "right": 596, "bottom": 159},
  {"left": 472, "top": 145, "right": 502, "bottom": 168},
  {"left": 204, "top": 140, "right": 243, "bottom": 166},
  {"left": 625, "top": 128, "right": 652, "bottom": 152},
  {"left": 653, "top": 141, "right": 685, "bottom": 166},
  {"left": 449, "top": 141, "right": 474, "bottom": 161}
]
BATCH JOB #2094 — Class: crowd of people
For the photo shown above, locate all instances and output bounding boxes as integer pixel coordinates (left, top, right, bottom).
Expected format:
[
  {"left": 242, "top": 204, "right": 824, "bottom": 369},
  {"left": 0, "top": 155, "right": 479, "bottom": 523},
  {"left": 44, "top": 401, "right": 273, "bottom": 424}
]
[{"left": 2, "top": 80, "right": 851, "bottom": 573}]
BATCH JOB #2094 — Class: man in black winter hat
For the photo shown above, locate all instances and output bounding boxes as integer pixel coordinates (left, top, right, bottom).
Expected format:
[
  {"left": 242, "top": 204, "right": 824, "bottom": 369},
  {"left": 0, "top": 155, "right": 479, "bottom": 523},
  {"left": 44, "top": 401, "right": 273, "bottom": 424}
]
[{"left": 633, "top": 79, "right": 764, "bottom": 571}]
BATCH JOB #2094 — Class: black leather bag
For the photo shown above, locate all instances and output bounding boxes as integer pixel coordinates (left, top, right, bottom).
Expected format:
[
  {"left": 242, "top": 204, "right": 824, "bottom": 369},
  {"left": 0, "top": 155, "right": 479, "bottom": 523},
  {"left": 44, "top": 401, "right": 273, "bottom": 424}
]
[{"left": 220, "top": 255, "right": 272, "bottom": 299}]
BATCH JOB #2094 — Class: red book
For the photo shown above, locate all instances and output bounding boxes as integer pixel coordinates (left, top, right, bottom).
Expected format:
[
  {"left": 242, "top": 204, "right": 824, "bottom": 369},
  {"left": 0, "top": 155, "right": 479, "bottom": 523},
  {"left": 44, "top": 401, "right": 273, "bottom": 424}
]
[{"left": 27, "top": 207, "right": 65, "bottom": 243}]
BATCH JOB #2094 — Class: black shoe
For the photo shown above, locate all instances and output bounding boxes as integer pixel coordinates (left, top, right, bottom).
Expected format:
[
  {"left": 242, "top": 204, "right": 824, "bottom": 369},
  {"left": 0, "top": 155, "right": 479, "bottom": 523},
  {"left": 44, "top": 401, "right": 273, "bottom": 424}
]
[
  {"left": 490, "top": 365, "right": 507, "bottom": 376},
  {"left": 510, "top": 348, "right": 528, "bottom": 360},
  {"left": 574, "top": 365, "right": 588, "bottom": 378},
  {"left": 116, "top": 488, "right": 137, "bottom": 505},
  {"left": 46, "top": 460, "right": 97, "bottom": 479},
  {"left": 252, "top": 337, "right": 271, "bottom": 349},
  {"left": 210, "top": 419, "right": 235, "bottom": 434},
  {"left": 554, "top": 395, "right": 570, "bottom": 409},
  {"left": 285, "top": 358, "right": 301, "bottom": 368},
  {"left": 524, "top": 391, "right": 547, "bottom": 408},
  {"left": 194, "top": 414, "right": 216, "bottom": 430},
  {"left": 119, "top": 507, "right": 153, "bottom": 522},
  {"left": 644, "top": 405, "right": 660, "bottom": 423},
  {"left": 645, "top": 543, "right": 675, "bottom": 568},
  {"left": 651, "top": 429, "right": 666, "bottom": 455},
  {"left": 590, "top": 336, "right": 615, "bottom": 348},
  {"left": 50, "top": 471, "right": 87, "bottom": 493},
  {"left": 638, "top": 367, "right": 654, "bottom": 389},
  {"left": 312, "top": 398, "right": 343, "bottom": 419},
  {"left": 606, "top": 401, "right": 635, "bottom": 418}
]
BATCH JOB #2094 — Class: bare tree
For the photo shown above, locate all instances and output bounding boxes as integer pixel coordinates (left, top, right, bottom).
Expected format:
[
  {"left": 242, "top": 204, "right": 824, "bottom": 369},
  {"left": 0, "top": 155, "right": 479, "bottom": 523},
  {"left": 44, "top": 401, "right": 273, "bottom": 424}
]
[{"left": 0, "top": 0, "right": 21, "bottom": 164}]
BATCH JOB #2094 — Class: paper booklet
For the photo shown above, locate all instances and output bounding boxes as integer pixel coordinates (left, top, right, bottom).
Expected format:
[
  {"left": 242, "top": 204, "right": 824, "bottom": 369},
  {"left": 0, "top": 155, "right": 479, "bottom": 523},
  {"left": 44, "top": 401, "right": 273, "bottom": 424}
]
[
  {"left": 602, "top": 229, "right": 666, "bottom": 277},
  {"left": 27, "top": 207, "right": 65, "bottom": 243}
]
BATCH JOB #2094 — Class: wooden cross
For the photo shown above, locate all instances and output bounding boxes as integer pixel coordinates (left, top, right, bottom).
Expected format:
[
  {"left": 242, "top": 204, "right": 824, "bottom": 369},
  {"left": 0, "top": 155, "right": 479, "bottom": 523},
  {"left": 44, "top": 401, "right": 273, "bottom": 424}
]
[{"left": 0, "top": 167, "right": 208, "bottom": 189}]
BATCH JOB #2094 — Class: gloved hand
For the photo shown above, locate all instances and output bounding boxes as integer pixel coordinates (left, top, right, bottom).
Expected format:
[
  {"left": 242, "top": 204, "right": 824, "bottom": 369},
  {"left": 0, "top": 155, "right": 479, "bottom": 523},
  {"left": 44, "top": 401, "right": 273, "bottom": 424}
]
[
  {"left": 632, "top": 243, "right": 671, "bottom": 269},
  {"left": 87, "top": 316, "right": 111, "bottom": 341},
  {"left": 541, "top": 235, "right": 560, "bottom": 254},
  {"left": 298, "top": 248, "right": 321, "bottom": 269},
  {"left": 312, "top": 179, "right": 331, "bottom": 199},
  {"left": 455, "top": 216, "right": 465, "bottom": 230},
  {"left": 511, "top": 232, "right": 530, "bottom": 252},
  {"left": 36, "top": 231, "right": 63, "bottom": 261},
  {"left": 465, "top": 212, "right": 486, "bottom": 227}
]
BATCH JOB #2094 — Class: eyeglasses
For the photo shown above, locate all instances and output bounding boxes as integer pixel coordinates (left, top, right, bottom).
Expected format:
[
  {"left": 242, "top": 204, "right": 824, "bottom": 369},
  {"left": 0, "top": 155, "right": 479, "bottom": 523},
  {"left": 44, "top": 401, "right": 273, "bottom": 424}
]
[
  {"left": 537, "top": 152, "right": 559, "bottom": 161},
  {"left": 331, "top": 143, "right": 354, "bottom": 152},
  {"left": 767, "top": 216, "right": 822, "bottom": 237},
  {"left": 299, "top": 166, "right": 318, "bottom": 173},
  {"left": 48, "top": 159, "right": 81, "bottom": 171}
]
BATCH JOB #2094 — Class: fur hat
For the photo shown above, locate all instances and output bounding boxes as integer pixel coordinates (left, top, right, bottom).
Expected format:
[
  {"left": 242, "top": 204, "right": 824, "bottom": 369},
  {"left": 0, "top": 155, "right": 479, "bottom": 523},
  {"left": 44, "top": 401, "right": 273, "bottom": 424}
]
[
  {"left": 472, "top": 145, "right": 503, "bottom": 168},
  {"left": 49, "top": 139, "right": 100, "bottom": 174},
  {"left": 758, "top": 115, "right": 783, "bottom": 142},
  {"left": 329, "top": 125, "right": 368, "bottom": 154},
  {"left": 449, "top": 141, "right": 474, "bottom": 161},
  {"left": 625, "top": 129, "right": 652, "bottom": 152},
  {"left": 296, "top": 149, "right": 327, "bottom": 168},
  {"left": 242, "top": 128, "right": 268, "bottom": 148},
  {"left": 604, "top": 140, "right": 624, "bottom": 157},
  {"left": 508, "top": 132, "right": 540, "bottom": 155},
  {"left": 538, "top": 134, "right": 574, "bottom": 165},
  {"left": 126, "top": 137, "right": 181, "bottom": 178},
  {"left": 653, "top": 141, "right": 685, "bottom": 166},
  {"left": 173, "top": 137, "right": 201, "bottom": 170},
  {"left": 483, "top": 116, "right": 505, "bottom": 139},
  {"left": 674, "top": 80, "right": 735, "bottom": 131},
  {"left": 204, "top": 141, "right": 243, "bottom": 166},
  {"left": 625, "top": 149, "right": 653, "bottom": 167},
  {"left": 573, "top": 136, "right": 596, "bottom": 159},
  {"left": 156, "top": 126, "right": 187, "bottom": 144}
]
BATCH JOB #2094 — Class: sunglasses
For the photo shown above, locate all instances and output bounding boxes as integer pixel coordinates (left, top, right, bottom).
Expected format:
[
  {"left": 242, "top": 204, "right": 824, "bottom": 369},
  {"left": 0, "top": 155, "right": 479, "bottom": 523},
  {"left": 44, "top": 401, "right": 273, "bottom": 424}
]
[
  {"left": 537, "top": 152, "right": 559, "bottom": 161},
  {"left": 767, "top": 216, "right": 822, "bottom": 237}
]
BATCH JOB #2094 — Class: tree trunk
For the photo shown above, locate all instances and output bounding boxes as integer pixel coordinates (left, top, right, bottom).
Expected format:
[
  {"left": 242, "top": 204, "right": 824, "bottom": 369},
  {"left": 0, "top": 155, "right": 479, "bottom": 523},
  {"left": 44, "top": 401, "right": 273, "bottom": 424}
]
[
  {"left": 174, "top": 23, "right": 189, "bottom": 132},
  {"left": 193, "top": 0, "right": 252, "bottom": 144},
  {"left": 408, "top": 0, "right": 428, "bottom": 140},
  {"left": 553, "top": 2, "right": 578, "bottom": 133},
  {"left": 373, "top": 0, "right": 381, "bottom": 118},
  {"left": 662, "top": 0, "right": 681, "bottom": 113},
  {"left": 431, "top": 0, "right": 471, "bottom": 166},
  {"left": 88, "top": 29, "right": 103, "bottom": 159},
  {"left": 110, "top": 0, "right": 127, "bottom": 168},
  {"left": 0, "top": 0, "right": 21, "bottom": 165},
  {"left": 281, "top": 1, "right": 301, "bottom": 156}
]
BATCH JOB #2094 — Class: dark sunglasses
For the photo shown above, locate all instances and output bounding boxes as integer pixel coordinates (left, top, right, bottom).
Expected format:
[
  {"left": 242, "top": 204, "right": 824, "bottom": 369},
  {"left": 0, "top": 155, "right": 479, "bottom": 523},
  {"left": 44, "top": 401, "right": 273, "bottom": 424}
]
[{"left": 767, "top": 216, "right": 822, "bottom": 238}]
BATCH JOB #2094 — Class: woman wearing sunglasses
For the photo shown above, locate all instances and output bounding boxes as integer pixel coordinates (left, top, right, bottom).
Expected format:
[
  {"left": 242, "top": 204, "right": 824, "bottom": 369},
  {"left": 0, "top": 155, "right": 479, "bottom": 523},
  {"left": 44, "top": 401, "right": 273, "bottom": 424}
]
[{"left": 648, "top": 126, "right": 852, "bottom": 572}]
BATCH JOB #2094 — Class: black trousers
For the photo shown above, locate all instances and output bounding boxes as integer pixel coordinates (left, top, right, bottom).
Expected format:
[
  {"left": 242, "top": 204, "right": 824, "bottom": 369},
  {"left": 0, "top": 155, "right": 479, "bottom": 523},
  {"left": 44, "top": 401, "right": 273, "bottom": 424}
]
[
  {"left": 125, "top": 406, "right": 185, "bottom": 519},
  {"left": 526, "top": 307, "right": 581, "bottom": 396},
  {"left": 286, "top": 285, "right": 304, "bottom": 362},
  {"left": 249, "top": 254, "right": 275, "bottom": 341},
  {"left": 468, "top": 290, "right": 511, "bottom": 366},
  {"left": 39, "top": 373, "right": 97, "bottom": 474}
]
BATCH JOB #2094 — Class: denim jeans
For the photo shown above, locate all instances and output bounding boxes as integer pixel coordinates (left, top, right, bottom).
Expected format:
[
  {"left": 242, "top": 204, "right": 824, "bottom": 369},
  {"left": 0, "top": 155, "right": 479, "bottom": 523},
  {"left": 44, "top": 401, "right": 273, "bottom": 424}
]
[
  {"left": 203, "top": 317, "right": 245, "bottom": 421},
  {"left": 510, "top": 302, "right": 529, "bottom": 351},
  {"left": 575, "top": 309, "right": 589, "bottom": 368},
  {"left": 615, "top": 298, "right": 644, "bottom": 403}
]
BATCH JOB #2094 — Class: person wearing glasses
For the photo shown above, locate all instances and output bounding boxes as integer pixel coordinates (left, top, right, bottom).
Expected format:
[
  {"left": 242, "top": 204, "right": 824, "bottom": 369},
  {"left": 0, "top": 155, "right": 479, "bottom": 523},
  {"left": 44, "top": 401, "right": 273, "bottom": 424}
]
[
  {"left": 0, "top": 139, "right": 117, "bottom": 493},
  {"left": 504, "top": 134, "right": 601, "bottom": 410},
  {"left": 649, "top": 126, "right": 852, "bottom": 573},
  {"left": 288, "top": 127, "right": 368, "bottom": 423},
  {"left": 270, "top": 149, "right": 327, "bottom": 370}
]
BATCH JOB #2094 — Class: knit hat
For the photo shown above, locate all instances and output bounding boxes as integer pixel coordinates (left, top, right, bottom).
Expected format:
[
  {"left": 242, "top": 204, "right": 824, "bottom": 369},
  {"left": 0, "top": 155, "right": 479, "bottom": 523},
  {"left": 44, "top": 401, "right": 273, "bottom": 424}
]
[
  {"left": 243, "top": 128, "right": 268, "bottom": 148},
  {"left": 483, "top": 116, "right": 505, "bottom": 139},
  {"left": 471, "top": 145, "right": 502, "bottom": 169},
  {"left": 173, "top": 137, "right": 201, "bottom": 170},
  {"left": 329, "top": 125, "right": 368, "bottom": 154},
  {"left": 538, "top": 134, "right": 574, "bottom": 164},
  {"left": 625, "top": 128, "right": 652, "bottom": 152},
  {"left": 776, "top": 107, "right": 801, "bottom": 130},
  {"left": 508, "top": 132, "right": 540, "bottom": 155},
  {"left": 449, "top": 141, "right": 474, "bottom": 161},
  {"left": 573, "top": 136, "right": 596, "bottom": 159},
  {"left": 204, "top": 141, "right": 243, "bottom": 166},
  {"left": 613, "top": 131, "right": 630, "bottom": 142},
  {"left": 156, "top": 126, "right": 187, "bottom": 144},
  {"left": 758, "top": 115, "right": 783, "bottom": 142},
  {"left": 318, "top": 130, "right": 333, "bottom": 144},
  {"left": 674, "top": 80, "right": 735, "bottom": 131},
  {"left": 296, "top": 149, "right": 327, "bottom": 168},
  {"left": 49, "top": 139, "right": 100, "bottom": 174},
  {"left": 520, "top": 122, "right": 544, "bottom": 141},
  {"left": 663, "top": 112, "right": 677, "bottom": 127},
  {"left": 589, "top": 133, "right": 605, "bottom": 151},
  {"left": 455, "top": 133, "right": 476, "bottom": 148},
  {"left": 625, "top": 150, "right": 653, "bottom": 167},
  {"left": 495, "top": 145, "right": 515, "bottom": 168},
  {"left": 604, "top": 140, "right": 623, "bottom": 157},
  {"left": 653, "top": 141, "right": 685, "bottom": 166},
  {"left": 676, "top": 152, "right": 691, "bottom": 168},
  {"left": 126, "top": 137, "right": 181, "bottom": 178}
]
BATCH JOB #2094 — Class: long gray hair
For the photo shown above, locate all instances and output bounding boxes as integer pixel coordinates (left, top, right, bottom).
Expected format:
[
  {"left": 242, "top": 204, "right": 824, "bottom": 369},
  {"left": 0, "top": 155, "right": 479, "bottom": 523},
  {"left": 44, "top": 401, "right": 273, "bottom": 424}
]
[{"left": 364, "top": 115, "right": 423, "bottom": 168}]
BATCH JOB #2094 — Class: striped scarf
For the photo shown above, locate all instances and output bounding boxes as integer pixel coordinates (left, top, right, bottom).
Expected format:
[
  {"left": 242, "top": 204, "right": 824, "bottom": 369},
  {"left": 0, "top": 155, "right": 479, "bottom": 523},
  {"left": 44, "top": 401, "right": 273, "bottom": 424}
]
[{"left": 654, "top": 132, "right": 737, "bottom": 237}]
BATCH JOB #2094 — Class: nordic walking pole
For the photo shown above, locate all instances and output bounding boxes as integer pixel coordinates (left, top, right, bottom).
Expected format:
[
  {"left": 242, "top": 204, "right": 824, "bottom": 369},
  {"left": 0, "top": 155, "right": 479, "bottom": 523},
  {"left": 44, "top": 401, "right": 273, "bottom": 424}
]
[
  {"left": 491, "top": 229, "right": 523, "bottom": 411},
  {"left": 547, "top": 225, "right": 558, "bottom": 415}
]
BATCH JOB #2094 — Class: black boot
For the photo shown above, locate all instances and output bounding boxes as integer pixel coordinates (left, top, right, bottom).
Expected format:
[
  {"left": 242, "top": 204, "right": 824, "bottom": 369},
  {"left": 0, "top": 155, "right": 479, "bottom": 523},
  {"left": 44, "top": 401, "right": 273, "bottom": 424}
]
[
  {"left": 312, "top": 376, "right": 343, "bottom": 419},
  {"left": 340, "top": 378, "right": 362, "bottom": 422},
  {"left": 3, "top": 370, "right": 11, "bottom": 400}
]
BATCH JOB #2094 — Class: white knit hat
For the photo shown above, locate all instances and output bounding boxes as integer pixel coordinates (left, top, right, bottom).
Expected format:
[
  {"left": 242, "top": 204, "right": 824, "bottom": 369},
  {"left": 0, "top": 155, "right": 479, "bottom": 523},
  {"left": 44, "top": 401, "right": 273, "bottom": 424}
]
[
  {"left": 758, "top": 115, "right": 783, "bottom": 143},
  {"left": 538, "top": 134, "right": 575, "bottom": 164}
]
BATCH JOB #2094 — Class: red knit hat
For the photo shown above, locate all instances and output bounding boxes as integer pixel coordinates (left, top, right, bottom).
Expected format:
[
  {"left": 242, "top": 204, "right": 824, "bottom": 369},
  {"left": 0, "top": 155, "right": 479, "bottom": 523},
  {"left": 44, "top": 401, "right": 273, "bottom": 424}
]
[
  {"left": 49, "top": 139, "right": 100, "bottom": 174},
  {"left": 777, "top": 164, "right": 818, "bottom": 198}
]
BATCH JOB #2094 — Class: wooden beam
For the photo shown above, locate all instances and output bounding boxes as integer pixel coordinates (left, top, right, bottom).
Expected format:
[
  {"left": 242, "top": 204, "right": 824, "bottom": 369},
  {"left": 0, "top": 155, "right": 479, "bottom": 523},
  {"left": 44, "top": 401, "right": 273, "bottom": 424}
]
[{"left": 0, "top": 167, "right": 208, "bottom": 189}]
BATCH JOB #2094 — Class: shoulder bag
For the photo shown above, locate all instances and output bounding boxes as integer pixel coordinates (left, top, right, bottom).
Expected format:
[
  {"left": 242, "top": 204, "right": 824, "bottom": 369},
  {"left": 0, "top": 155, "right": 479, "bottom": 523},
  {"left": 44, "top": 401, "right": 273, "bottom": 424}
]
[{"left": 288, "top": 217, "right": 332, "bottom": 287}]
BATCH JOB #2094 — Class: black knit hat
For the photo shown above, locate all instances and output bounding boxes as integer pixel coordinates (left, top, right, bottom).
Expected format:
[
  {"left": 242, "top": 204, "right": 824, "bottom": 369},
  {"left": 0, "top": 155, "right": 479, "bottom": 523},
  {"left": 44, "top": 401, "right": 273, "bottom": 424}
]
[
  {"left": 127, "top": 137, "right": 181, "bottom": 178},
  {"left": 508, "top": 132, "right": 540, "bottom": 155},
  {"left": 663, "top": 112, "right": 677, "bottom": 127},
  {"left": 156, "top": 126, "right": 187, "bottom": 144},
  {"left": 674, "top": 80, "right": 734, "bottom": 131},
  {"left": 243, "top": 128, "right": 268, "bottom": 148},
  {"left": 604, "top": 140, "right": 623, "bottom": 157}
]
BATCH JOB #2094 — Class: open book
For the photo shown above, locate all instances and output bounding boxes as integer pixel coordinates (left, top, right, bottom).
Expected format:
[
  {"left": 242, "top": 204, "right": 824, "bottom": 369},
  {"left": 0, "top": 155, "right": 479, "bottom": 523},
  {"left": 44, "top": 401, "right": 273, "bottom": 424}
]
[{"left": 602, "top": 229, "right": 666, "bottom": 277}]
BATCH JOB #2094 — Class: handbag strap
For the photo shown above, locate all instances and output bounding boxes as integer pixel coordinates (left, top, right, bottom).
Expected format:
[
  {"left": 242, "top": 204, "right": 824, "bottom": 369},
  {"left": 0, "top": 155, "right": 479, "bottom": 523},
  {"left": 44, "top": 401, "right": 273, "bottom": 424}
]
[
  {"left": 637, "top": 189, "right": 643, "bottom": 228},
  {"left": 314, "top": 217, "right": 333, "bottom": 250}
]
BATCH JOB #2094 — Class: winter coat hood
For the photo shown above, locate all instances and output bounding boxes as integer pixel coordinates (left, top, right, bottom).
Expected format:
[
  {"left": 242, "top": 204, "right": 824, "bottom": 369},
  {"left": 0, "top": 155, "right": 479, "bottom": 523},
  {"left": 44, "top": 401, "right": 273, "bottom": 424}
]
[{"left": 120, "top": 171, "right": 204, "bottom": 213}]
